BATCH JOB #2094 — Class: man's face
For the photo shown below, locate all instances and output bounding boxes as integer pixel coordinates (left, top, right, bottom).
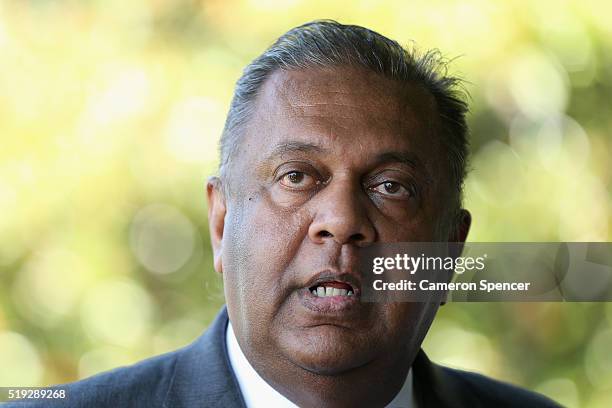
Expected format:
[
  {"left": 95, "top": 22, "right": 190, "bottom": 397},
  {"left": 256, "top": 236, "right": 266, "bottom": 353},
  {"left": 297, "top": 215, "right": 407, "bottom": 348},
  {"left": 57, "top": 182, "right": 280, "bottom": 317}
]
[{"left": 208, "top": 66, "right": 465, "bottom": 378}]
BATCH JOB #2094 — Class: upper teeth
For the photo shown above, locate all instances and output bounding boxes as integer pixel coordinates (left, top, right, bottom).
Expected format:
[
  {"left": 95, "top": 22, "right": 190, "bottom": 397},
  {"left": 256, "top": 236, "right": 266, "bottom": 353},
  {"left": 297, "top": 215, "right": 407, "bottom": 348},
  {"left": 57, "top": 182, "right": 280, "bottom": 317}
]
[{"left": 312, "top": 286, "right": 353, "bottom": 297}]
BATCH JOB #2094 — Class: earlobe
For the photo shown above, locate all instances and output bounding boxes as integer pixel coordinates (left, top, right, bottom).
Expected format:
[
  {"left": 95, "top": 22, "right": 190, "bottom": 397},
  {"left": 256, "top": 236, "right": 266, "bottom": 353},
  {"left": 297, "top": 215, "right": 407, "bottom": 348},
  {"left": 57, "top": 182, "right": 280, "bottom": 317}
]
[
  {"left": 442, "top": 209, "right": 472, "bottom": 307},
  {"left": 453, "top": 209, "right": 472, "bottom": 244},
  {"left": 207, "top": 176, "right": 226, "bottom": 275},
  {"left": 446, "top": 209, "right": 472, "bottom": 258}
]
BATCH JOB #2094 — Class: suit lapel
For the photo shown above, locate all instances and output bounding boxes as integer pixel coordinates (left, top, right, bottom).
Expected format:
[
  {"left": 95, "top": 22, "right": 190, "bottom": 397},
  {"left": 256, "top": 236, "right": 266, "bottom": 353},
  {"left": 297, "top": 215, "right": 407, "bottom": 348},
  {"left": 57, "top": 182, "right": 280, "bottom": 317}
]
[
  {"left": 163, "top": 307, "right": 246, "bottom": 408},
  {"left": 412, "top": 349, "right": 456, "bottom": 408}
]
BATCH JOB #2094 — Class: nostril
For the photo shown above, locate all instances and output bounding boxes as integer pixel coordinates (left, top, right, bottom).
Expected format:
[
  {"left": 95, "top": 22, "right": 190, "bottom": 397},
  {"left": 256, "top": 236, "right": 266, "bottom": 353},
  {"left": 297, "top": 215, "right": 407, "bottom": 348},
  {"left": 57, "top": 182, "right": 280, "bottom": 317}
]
[
  {"left": 349, "top": 233, "right": 365, "bottom": 243},
  {"left": 318, "top": 231, "right": 333, "bottom": 238}
]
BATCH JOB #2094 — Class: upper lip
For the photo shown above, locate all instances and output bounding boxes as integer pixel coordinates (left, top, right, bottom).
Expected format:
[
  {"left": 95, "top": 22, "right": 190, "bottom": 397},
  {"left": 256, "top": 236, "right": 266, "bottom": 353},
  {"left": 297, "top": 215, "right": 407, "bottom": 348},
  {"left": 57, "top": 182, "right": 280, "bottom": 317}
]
[{"left": 305, "top": 270, "right": 362, "bottom": 295}]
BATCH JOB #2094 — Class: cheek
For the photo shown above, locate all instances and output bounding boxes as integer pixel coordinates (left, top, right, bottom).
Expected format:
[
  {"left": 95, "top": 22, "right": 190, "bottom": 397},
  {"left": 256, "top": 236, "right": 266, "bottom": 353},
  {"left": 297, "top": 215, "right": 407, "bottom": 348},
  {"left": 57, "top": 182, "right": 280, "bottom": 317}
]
[
  {"left": 374, "top": 215, "right": 439, "bottom": 242},
  {"left": 367, "top": 191, "right": 446, "bottom": 242},
  {"left": 246, "top": 193, "right": 313, "bottom": 279},
  {"left": 222, "top": 192, "right": 313, "bottom": 319},
  {"left": 382, "top": 302, "right": 439, "bottom": 350}
]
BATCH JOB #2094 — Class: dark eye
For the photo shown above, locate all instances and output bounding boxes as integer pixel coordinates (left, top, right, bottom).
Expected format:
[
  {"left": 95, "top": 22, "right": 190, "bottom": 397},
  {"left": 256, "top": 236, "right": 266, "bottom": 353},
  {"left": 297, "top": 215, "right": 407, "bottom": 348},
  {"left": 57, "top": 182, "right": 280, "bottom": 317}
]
[
  {"left": 279, "top": 171, "right": 317, "bottom": 190},
  {"left": 371, "top": 181, "right": 414, "bottom": 199},
  {"left": 287, "top": 172, "right": 303, "bottom": 184}
]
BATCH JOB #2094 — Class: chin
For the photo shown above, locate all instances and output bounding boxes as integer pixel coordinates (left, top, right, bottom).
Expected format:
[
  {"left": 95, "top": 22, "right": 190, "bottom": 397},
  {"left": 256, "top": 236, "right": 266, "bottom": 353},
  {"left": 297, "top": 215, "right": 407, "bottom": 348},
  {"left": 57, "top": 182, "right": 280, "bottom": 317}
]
[{"left": 279, "top": 325, "right": 377, "bottom": 375}]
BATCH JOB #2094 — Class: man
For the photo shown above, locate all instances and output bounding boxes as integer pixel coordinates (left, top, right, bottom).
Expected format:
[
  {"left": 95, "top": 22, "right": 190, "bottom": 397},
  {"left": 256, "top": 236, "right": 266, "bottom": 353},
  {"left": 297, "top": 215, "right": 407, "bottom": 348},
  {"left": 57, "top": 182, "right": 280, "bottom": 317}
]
[{"left": 15, "top": 20, "right": 559, "bottom": 407}]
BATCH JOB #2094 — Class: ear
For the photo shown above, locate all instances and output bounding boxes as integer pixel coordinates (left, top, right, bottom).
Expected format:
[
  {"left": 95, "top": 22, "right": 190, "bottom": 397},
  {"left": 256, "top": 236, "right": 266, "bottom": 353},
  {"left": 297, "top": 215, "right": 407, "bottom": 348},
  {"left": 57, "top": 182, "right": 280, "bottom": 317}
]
[
  {"left": 207, "top": 176, "right": 226, "bottom": 275},
  {"left": 448, "top": 209, "right": 472, "bottom": 253},
  {"left": 441, "top": 209, "right": 472, "bottom": 306}
]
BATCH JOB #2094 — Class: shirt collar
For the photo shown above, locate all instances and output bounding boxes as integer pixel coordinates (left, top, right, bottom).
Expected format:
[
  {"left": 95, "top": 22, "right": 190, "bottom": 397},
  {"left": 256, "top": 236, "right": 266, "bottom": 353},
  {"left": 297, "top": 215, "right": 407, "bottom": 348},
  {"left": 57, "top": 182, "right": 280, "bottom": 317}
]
[{"left": 226, "top": 322, "right": 416, "bottom": 408}]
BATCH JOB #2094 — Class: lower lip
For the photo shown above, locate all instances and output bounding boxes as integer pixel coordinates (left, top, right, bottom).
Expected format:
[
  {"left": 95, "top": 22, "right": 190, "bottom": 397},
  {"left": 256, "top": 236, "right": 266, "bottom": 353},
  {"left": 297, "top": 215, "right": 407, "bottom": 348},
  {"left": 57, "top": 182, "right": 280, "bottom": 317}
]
[{"left": 299, "top": 288, "right": 360, "bottom": 314}]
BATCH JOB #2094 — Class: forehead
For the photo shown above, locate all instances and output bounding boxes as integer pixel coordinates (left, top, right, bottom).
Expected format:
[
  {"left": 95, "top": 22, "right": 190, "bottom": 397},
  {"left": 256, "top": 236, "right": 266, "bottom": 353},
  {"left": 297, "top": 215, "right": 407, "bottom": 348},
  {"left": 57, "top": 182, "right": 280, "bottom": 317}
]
[
  {"left": 248, "top": 66, "right": 439, "bottom": 152},
  {"left": 267, "top": 66, "right": 415, "bottom": 113}
]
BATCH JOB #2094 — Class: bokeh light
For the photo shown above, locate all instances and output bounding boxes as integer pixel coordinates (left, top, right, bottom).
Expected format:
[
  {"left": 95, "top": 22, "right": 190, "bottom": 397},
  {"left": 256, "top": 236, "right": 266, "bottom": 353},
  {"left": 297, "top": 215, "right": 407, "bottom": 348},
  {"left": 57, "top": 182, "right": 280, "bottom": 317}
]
[
  {"left": 0, "top": 331, "right": 43, "bottom": 386},
  {"left": 129, "top": 204, "right": 196, "bottom": 275},
  {"left": 535, "top": 378, "right": 580, "bottom": 408},
  {"left": 80, "top": 278, "right": 154, "bottom": 347},
  {"left": 584, "top": 328, "right": 612, "bottom": 391}
]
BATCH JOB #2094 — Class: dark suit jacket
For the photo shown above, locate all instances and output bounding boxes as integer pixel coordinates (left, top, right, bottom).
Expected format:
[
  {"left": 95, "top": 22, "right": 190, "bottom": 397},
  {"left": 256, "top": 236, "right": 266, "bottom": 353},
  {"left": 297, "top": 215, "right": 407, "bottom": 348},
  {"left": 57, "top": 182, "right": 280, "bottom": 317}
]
[{"left": 6, "top": 307, "right": 560, "bottom": 407}]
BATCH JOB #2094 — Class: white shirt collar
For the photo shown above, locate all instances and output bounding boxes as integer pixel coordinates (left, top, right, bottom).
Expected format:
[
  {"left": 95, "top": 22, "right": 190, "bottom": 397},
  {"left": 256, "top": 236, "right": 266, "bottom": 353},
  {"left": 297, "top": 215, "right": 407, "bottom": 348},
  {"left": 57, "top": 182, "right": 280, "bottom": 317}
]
[{"left": 226, "top": 322, "right": 417, "bottom": 408}]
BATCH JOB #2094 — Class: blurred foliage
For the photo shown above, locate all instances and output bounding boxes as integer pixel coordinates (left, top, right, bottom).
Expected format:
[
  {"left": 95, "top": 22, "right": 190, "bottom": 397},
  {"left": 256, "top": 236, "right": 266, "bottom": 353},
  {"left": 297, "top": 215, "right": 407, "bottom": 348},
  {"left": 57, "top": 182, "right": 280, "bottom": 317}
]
[{"left": 0, "top": 0, "right": 611, "bottom": 407}]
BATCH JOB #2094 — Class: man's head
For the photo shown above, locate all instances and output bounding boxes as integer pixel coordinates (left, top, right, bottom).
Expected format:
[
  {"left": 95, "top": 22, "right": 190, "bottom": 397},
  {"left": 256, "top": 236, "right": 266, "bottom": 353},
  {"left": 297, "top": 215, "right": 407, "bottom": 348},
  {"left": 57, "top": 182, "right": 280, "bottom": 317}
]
[{"left": 207, "top": 20, "right": 471, "bottom": 406}]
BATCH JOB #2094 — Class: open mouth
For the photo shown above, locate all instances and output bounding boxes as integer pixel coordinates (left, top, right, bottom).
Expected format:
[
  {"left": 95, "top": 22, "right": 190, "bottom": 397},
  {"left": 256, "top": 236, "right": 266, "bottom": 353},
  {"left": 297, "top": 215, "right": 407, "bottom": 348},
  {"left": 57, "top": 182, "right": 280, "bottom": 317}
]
[
  {"left": 309, "top": 281, "right": 356, "bottom": 298},
  {"left": 301, "top": 274, "right": 362, "bottom": 314}
]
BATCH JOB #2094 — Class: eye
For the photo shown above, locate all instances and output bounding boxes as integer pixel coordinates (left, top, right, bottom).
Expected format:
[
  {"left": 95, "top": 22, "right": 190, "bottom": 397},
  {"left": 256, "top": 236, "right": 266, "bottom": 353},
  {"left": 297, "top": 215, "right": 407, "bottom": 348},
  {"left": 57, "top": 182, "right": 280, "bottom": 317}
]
[
  {"left": 279, "top": 171, "right": 317, "bottom": 190},
  {"left": 371, "top": 181, "right": 415, "bottom": 199}
]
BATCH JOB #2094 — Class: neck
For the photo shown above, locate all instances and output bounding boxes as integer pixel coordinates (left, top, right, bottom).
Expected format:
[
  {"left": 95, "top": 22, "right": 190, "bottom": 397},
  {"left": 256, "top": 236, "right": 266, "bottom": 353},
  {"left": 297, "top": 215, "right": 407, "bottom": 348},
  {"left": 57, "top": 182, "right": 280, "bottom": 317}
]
[{"left": 252, "top": 349, "right": 414, "bottom": 408}]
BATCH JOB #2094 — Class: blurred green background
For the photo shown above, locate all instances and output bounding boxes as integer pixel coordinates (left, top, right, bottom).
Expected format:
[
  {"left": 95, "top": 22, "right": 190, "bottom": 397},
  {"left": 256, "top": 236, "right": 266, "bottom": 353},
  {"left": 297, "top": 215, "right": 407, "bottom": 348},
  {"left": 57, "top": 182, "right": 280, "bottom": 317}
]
[{"left": 0, "top": 0, "right": 611, "bottom": 406}]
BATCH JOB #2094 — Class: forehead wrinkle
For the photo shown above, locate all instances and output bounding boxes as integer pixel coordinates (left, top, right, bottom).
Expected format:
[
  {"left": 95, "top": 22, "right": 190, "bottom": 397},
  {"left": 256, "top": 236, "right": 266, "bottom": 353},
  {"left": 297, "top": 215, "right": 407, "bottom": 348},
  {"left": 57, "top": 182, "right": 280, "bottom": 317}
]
[
  {"left": 253, "top": 66, "right": 439, "bottom": 157},
  {"left": 281, "top": 96, "right": 407, "bottom": 133},
  {"left": 285, "top": 92, "right": 397, "bottom": 117},
  {"left": 268, "top": 67, "right": 402, "bottom": 109}
]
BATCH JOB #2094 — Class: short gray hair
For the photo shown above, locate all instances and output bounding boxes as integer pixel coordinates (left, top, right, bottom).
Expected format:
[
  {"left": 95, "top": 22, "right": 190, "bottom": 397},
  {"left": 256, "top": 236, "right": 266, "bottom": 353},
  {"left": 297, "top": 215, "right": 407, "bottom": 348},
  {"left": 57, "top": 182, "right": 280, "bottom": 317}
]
[{"left": 219, "top": 20, "right": 469, "bottom": 211}]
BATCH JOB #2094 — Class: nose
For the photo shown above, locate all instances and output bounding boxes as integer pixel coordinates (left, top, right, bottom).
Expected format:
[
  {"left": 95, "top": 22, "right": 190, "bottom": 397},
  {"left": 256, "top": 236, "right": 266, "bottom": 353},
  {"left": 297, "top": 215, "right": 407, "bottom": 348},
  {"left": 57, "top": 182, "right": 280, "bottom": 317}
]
[{"left": 308, "top": 179, "right": 376, "bottom": 246}]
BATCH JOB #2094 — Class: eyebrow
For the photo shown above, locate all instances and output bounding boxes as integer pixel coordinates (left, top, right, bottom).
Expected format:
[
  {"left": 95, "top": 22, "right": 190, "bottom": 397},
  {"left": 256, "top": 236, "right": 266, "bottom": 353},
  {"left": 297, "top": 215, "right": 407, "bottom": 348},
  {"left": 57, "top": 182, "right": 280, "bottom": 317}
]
[
  {"left": 373, "top": 152, "right": 432, "bottom": 184},
  {"left": 264, "top": 141, "right": 329, "bottom": 161},
  {"left": 261, "top": 142, "right": 432, "bottom": 184}
]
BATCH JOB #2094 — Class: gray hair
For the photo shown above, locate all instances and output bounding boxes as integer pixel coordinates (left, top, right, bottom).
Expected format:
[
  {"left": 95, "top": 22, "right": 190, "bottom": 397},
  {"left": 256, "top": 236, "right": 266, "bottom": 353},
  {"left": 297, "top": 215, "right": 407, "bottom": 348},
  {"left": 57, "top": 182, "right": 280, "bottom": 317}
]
[{"left": 219, "top": 20, "right": 469, "bottom": 215}]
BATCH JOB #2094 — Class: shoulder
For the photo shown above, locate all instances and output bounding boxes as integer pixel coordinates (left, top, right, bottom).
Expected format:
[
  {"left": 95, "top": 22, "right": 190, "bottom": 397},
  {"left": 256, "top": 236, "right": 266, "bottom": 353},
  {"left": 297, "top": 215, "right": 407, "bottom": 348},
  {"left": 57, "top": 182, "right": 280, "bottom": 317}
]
[
  {"left": 5, "top": 349, "right": 183, "bottom": 408},
  {"left": 4, "top": 307, "right": 239, "bottom": 408},
  {"left": 413, "top": 350, "right": 561, "bottom": 408},
  {"left": 67, "top": 349, "right": 181, "bottom": 406},
  {"left": 437, "top": 364, "right": 561, "bottom": 408}
]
